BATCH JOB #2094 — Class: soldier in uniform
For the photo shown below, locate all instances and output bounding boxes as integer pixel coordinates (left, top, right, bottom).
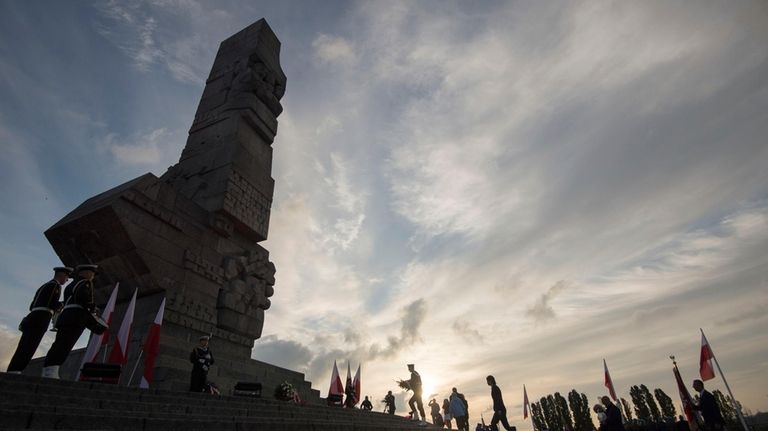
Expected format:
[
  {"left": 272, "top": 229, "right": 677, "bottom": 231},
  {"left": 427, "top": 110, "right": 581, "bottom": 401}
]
[
  {"left": 404, "top": 363, "right": 426, "bottom": 424},
  {"left": 384, "top": 390, "right": 396, "bottom": 414},
  {"left": 6, "top": 266, "right": 73, "bottom": 374},
  {"left": 42, "top": 264, "right": 98, "bottom": 379},
  {"left": 189, "top": 335, "right": 214, "bottom": 392}
]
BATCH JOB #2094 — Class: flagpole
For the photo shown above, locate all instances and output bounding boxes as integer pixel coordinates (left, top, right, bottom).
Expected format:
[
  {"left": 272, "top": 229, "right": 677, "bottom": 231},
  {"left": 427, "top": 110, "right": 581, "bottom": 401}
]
[
  {"left": 525, "top": 385, "right": 535, "bottom": 431},
  {"left": 700, "top": 329, "right": 749, "bottom": 431},
  {"left": 127, "top": 349, "right": 144, "bottom": 387}
]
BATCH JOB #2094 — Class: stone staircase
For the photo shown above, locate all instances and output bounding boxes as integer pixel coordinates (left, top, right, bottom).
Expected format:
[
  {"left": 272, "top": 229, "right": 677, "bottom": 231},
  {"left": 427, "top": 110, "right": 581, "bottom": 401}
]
[{"left": 0, "top": 372, "right": 436, "bottom": 431}]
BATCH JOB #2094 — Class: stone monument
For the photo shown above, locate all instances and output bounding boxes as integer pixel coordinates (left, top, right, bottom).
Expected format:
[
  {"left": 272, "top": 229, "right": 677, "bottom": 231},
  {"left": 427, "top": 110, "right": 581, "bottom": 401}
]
[{"left": 40, "top": 19, "right": 317, "bottom": 400}]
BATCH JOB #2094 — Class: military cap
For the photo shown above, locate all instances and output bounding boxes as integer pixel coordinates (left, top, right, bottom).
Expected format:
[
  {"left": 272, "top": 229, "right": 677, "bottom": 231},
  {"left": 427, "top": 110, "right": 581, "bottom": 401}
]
[
  {"left": 199, "top": 335, "right": 210, "bottom": 341},
  {"left": 75, "top": 264, "right": 99, "bottom": 273},
  {"left": 53, "top": 266, "right": 74, "bottom": 274}
]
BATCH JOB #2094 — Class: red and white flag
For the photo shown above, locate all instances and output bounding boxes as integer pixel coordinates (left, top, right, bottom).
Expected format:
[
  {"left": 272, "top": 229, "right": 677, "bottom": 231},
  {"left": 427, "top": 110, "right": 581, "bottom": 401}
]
[
  {"left": 674, "top": 362, "right": 699, "bottom": 431},
  {"left": 77, "top": 283, "right": 119, "bottom": 378},
  {"left": 139, "top": 297, "right": 165, "bottom": 389},
  {"left": 699, "top": 332, "right": 716, "bottom": 381},
  {"left": 108, "top": 288, "right": 137, "bottom": 366},
  {"left": 353, "top": 364, "right": 361, "bottom": 403},
  {"left": 523, "top": 385, "right": 530, "bottom": 419},
  {"left": 99, "top": 283, "right": 120, "bottom": 353},
  {"left": 344, "top": 362, "right": 355, "bottom": 406},
  {"left": 328, "top": 360, "right": 344, "bottom": 397},
  {"left": 604, "top": 359, "right": 618, "bottom": 401}
]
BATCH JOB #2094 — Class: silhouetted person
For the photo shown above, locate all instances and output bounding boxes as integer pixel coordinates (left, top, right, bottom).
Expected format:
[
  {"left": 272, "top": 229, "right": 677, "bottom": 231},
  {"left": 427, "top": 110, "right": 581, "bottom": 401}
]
[
  {"left": 486, "top": 375, "right": 516, "bottom": 431},
  {"left": 601, "top": 396, "right": 625, "bottom": 431},
  {"left": 404, "top": 363, "right": 426, "bottom": 423},
  {"left": 450, "top": 387, "right": 469, "bottom": 431},
  {"left": 594, "top": 404, "right": 608, "bottom": 431},
  {"left": 692, "top": 380, "right": 725, "bottom": 431},
  {"left": 43, "top": 264, "right": 98, "bottom": 378},
  {"left": 443, "top": 398, "right": 453, "bottom": 429},
  {"left": 189, "top": 335, "right": 214, "bottom": 392},
  {"left": 345, "top": 380, "right": 357, "bottom": 408},
  {"left": 676, "top": 415, "right": 691, "bottom": 431},
  {"left": 7, "top": 266, "right": 72, "bottom": 374},
  {"left": 429, "top": 398, "right": 444, "bottom": 426},
  {"left": 361, "top": 395, "right": 373, "bottom": 410},
  {"left": 384, "top": 390, "right": 396, "bottom": 414}
]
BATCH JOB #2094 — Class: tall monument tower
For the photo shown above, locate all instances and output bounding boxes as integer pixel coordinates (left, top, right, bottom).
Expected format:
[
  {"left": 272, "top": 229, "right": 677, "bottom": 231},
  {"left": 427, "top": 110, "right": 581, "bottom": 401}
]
[{"left": 42, "top": 20, "right": 315, "bottom": 398}]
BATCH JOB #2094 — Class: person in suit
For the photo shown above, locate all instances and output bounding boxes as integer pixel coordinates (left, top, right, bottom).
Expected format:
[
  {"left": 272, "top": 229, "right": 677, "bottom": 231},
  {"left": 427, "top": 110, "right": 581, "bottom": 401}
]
[
  {"left": 6, "top": 266, "right": 73, "bottom": 373},
  {"left": 601, "top": 396, "right": 625, "bottom": 431},
  {"left": 692, "top": 380, "right": 725, "bottom": 431}
]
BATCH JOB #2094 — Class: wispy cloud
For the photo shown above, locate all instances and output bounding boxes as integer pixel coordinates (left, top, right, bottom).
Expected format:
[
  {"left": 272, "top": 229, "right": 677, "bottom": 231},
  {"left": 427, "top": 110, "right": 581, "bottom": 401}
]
[
  {"left": 93, "top": 0, "right": 218, "bottom": 83},
  {"left": 312, "top": 34, "right": 356, "bottom": 65},
  {"left": 526, "top": 280, "right": 571, "bottom": 323},
  {"left": 102, "top": 127, "right": 184, "bottom": 173}
]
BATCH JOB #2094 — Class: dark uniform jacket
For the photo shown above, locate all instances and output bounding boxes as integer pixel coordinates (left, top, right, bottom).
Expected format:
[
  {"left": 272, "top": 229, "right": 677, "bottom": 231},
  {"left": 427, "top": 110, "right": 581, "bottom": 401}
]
[
  {"left": 409, "top": 371, "right": 423, "bottom": 394},
  {"left": 56, "top": 279, "right": 96, "bottom": 328},
  {"left": 695, "top": 390, "right": 725, "bottom": 428},
  {"left": 30, "top": 280, "right": 63, "bottom": 312},
  {"left": 604, "top": 403, "right": 625, "bottom": 431},
  {"left": 190, "top": 346, "right": 214, "bottom": 371},
  {"left": 19, "top": 280, "right": 62, "bottom": 331},
  {"left": 491, "top": 384, "right": 506, "bottom": 412},
  {"left": 189, "top": 346, "right": 214, "bottom": 392},
  {"left": 384, "top": 393, "right": 396, "bottom": 410}
]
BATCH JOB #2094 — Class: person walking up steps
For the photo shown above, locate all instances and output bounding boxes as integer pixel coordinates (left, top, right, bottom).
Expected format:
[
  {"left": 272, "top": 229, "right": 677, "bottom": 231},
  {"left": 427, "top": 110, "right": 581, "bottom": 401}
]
[
  {"left": 399, "top": 363, "right": 426, "bottom": 425},
  {"left": 486, "top": 375, "right": 516, "bottom": 431}
]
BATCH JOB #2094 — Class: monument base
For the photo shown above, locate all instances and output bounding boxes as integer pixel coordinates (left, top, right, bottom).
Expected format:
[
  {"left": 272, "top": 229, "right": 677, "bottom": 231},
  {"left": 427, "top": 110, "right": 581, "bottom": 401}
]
[{"left": 25, "top": 347, "right": 320, "bottom": 403}]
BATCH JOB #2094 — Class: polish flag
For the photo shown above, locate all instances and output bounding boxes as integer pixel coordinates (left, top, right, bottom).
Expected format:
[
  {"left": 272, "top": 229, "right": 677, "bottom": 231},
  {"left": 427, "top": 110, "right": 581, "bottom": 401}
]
[
  {"left": 328, "top": 360, "right": 344, "bottom": 397},
  {"left": 108, "top": 288, "right": 137, "bottom": 366},
  {"left": 604, "top": 359, "right": 618, "bottom": 401},
  {"left": 674, "top": 361, "right": 699, "bottom": 430},
  {"left": 353, "top": 364, "right": 361, "bottom": 403},
  {"left": 77, "top": 283, "right": 119, "bottom": 379},
  {"left": 523, "top": 385, "right": 530, "bottom": 419},
  {"left": 139, "top": 298, "right": 165, "bottom": 389},
  {"left": 699, "top": 332, "right": 716, "bottom": 381},
  {"left": 99, "top": 283, "right": 120, "bottom": 351}
]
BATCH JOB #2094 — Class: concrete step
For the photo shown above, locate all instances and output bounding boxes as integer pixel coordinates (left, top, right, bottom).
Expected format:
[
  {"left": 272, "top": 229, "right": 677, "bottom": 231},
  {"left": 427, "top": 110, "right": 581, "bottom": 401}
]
[
  {"left": 0, "top": 373, "right": 437, "bottom": 431},
  {"left": 0, "top": 375, "right": 406, "bottom": 421}
]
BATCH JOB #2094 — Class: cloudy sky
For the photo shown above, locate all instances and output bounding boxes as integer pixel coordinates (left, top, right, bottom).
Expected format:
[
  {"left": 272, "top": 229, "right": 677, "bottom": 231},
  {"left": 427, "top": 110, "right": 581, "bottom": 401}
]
[{"left": 1, "top": 0, "right": 767, "bottom": 425}]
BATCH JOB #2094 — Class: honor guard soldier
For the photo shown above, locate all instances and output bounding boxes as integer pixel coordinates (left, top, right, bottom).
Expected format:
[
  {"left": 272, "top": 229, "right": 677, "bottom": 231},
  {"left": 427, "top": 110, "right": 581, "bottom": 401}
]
[
  {"left": 42, "top": 264, "right": 98, "bottom": 379},
  {"left": 189, "top": 335, "right": 214, "bottom": 392},
  {"left": 6, "top": 266, "right": 73, "bottom": 374}
]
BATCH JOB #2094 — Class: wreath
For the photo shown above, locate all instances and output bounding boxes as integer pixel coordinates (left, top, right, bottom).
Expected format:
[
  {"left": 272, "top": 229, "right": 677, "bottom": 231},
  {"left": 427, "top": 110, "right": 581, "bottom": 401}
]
[
  {"left": 274, "top": 381, "right": 296, "bottom": 401},
  {"left": 397, "top": 379, "right": 411, "bottom": 391}
]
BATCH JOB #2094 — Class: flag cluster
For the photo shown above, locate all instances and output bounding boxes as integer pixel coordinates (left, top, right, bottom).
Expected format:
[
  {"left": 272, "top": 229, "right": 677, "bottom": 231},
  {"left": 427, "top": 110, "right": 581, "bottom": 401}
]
[
  {"left": 78, "top": 284, "right": 166, "bottom": 388},
  {"left": 328, "top": 361, "right": 361, "bottom": 407},
  {"left": 522, "top": 330, "right": 739, "bottom": 431}
]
